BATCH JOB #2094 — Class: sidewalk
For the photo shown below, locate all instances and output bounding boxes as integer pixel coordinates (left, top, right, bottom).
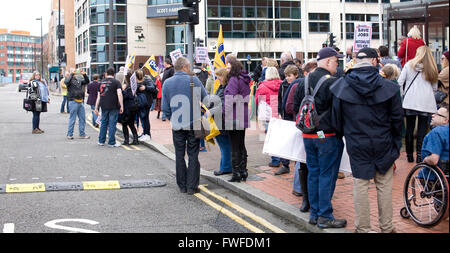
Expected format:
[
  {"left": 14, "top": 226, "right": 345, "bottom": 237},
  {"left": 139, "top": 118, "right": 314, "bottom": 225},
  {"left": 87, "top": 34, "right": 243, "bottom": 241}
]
[{"left": 125, "top": 110, "right": 449, "bottom": 233}]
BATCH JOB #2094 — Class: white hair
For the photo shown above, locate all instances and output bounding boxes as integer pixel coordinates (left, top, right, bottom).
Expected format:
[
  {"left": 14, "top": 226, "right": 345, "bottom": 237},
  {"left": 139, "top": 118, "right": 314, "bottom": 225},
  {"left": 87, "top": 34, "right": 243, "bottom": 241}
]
[
  {"left": 280, "top": 52, "right": 293, "bottom": 64},
  {"left": 265, "top": 67, "right": 280, "bottom": 81}
]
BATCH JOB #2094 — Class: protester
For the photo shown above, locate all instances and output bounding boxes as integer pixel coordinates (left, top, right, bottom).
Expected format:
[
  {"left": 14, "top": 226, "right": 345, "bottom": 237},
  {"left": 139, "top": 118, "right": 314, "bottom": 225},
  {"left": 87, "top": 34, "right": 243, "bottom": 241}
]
[
  {"left": 136, "top": 69, "right": 157, "bottom": 141},
  {"left": 205, "top": 71, "right": 215, "bottom": 95},
  {"left": 422, "top": 104, "right": 449, "bottom": 168},
  {"left": 380, "top": 63, "right": 401, "bottom": 82},
  {"left": 115, "top": 66, "right": 125, "bottom": 85},
  {"left": 60, "top": 71, "right": 69, "bottom": 114},
  {"left": 65, "top": 69, "right": 90, "bottom": 140},
  {"left": 398, "top": 45, "right": 438, "bottom": 163},
  {"left": 94, "top": 67, "right": 124, "bottom": 147},
  {"left": 278, "top": 52, "right": 296, "bottom": 80},
  {"left": 161, "top": 58, "right": 175, "bottom": 121},
  {"left": 330, "top": 47, "right": 403, "bottom": 233},
  {"left": 29, "top": 71, "right": 49, "bottom": 134},
  {"left": 294, "top": 58, "right": 302, "bottom": 69},
  {"left": 210, "top": 67, "right": 232, "bottom": 176},
  {"left": 161, "top": 57, "right": 208, "bottom": 194},
  {"left": 224, "top": 54, "right": 251, "bottom": 182},
  {"left": 119, "top": 71, "right": 139, "bottom": 145},
  {"left": 259, "top": 58, "right": 278, "bottom": 82},
  {"left": 253, "top": 57, "right": 267, "bottom": 83},
  {"left": 293, "top": 47, "right": 346, "bottom": 228},
  {"left": 397, "top": 25, "right": 426, "bottom": 67},
  {"left": 438, "top": 51, "right": 449, "bottom": 104},
  {"left": 255, "top": 67, "right": 282, "bottom": 130},
  {"left": 379, "top": 45, "right": 402, "bottom": 70},
  {"left": 87, "top": 74, "right": 100, "bottom": 127},
  {"left": 154, "top": 74, "right": 163, "bottom": 118}
]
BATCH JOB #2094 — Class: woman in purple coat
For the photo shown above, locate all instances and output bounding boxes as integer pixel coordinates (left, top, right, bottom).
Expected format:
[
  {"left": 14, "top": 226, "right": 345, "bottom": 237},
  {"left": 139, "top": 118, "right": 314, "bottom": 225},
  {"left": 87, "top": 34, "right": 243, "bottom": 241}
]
[{"left": 223, "top": 54, "right": 251, "bottom": 182}]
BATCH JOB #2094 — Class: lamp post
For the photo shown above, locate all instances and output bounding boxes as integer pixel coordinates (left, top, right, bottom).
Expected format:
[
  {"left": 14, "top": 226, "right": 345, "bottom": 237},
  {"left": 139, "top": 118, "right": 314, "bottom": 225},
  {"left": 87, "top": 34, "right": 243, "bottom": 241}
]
[{"left": 36, "top": 16, "right": 43, "bottom": 79}]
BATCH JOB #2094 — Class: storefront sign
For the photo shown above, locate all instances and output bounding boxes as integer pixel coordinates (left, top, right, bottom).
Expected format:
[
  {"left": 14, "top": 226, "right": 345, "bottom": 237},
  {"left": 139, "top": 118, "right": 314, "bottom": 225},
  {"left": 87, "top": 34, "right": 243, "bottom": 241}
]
[
  {"left": 147, "top": 4, "right": 183, "bottom": 18},
  {"left": 353, "top": 22, "right": 372, "bottom": 52}
]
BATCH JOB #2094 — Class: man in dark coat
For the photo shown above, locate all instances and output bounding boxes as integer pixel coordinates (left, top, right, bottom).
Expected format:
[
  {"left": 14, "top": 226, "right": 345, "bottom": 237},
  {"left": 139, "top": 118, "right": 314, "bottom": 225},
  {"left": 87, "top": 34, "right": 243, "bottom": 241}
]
[{"left": 330, "top": 47, "right": 403, "bottom": 233}]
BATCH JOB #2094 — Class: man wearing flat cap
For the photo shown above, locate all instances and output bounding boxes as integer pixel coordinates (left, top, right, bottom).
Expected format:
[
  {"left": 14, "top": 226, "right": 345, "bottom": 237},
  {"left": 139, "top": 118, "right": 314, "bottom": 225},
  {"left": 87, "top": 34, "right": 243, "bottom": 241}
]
[
  {"left": 293, "top": 47, "right": 347, "bottom": 229},
  {"left": 330, "top": 47, "right": 403, "bottom": 233}
]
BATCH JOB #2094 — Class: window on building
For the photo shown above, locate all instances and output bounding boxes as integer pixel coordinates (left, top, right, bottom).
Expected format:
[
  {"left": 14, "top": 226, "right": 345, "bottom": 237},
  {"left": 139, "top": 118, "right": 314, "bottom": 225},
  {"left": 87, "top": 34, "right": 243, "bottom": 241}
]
[{"left": 309, "top": 13, "right": 330, "bottom": 33}]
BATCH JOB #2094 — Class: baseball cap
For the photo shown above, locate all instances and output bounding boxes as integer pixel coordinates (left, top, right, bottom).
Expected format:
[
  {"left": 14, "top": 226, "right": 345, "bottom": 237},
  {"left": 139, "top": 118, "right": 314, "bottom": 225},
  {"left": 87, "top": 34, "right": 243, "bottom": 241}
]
[
  {"left": 356, "top": 48, "right": 379, "bottom": 59},
  {"left": 317, "top": 47, "right": 344, "bottom": 61}
]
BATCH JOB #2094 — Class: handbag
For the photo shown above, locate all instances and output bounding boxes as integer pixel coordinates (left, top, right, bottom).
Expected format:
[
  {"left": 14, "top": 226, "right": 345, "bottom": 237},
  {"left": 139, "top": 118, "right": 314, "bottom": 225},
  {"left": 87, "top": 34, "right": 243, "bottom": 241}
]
[
  {"left": 435, "top": 81, "right": 448, "bottom": 105},
  {"left": 190, "top": 76, "right": 209, "bottom": 139}
]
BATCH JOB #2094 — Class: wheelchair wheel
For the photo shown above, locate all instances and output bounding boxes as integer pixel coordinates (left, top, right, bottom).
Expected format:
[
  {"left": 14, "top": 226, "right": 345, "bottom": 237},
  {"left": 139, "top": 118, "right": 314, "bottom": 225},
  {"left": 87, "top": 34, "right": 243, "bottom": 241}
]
[
  {"left": 403, "top": 163, "right": 449, "bottom": 227},
  {"left": 400, "top": 207, "right": 410, "bottom": 218}
]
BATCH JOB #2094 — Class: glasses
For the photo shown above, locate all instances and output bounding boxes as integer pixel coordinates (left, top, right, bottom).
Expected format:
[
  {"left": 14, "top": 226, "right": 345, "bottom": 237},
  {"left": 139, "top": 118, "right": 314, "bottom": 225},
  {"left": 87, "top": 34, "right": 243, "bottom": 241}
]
[{"left": 434, "top": 113, "right": 448, "bottom": 119}]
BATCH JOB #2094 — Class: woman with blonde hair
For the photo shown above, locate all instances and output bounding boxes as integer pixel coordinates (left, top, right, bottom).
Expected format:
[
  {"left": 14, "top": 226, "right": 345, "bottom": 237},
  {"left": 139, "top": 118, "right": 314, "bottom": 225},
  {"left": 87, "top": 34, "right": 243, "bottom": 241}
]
[
  {"left": 211, "top": 67, "right": 232, "bottom": 176},
  {"left": 397, "top": 25, "right": 426, "bottom": 67},
  {"left": 398, "top": 45, "right": 438, "bottom": 163},
  {"left": 29, "top": 71, "right": 50, "bottom": 134},
  {"left": 380, "top": 63, "right": 401, "bottom": 81}
]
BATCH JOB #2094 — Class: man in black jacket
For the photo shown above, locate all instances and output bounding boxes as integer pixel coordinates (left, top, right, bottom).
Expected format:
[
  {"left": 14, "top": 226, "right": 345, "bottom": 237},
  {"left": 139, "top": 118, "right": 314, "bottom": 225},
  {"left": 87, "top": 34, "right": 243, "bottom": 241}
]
[
  {"left": 292, "top": 47, "right": 346, "bottom": 229},
  {"left": 161, "top": 58, "right": 174, "bottom": 121},
  {"left": 330, "top": 48, "right": 402, "bottom": 233},
  {"left": 65, "top": 68, "right": 90, "bottom": 140}
]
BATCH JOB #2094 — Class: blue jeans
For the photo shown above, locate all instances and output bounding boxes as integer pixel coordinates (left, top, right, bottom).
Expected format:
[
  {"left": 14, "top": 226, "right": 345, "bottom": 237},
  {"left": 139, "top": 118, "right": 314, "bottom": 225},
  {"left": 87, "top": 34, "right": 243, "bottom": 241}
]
[
  {"left": 32, "top": 111, "right": 41, "bottom": 130},
  {"left": 139, "top": 107, "right": 151, "bottom": 136},
  {"left": 271, "top": 156, "right": 290, "bottom": 167},
  {"left": 215, "top": 134, "right": 232, "bottom": 173},
  {"left": 293, "top": 162, "right": 301, "bottom": 193},
  {"left": 303, "top": 136, "right": 344, "bottom": 220},
  {"left": 60, "top": 96, "right": 69, "bottom": 113},
  {"left": 90, "top": 105, "right": 98, "bottom": 125},
  {"left": 98, "top": 109, "right": 119, "bottom": 145},
  {"left": 67, "top": 101, "right": 86, "bottom": 137}
]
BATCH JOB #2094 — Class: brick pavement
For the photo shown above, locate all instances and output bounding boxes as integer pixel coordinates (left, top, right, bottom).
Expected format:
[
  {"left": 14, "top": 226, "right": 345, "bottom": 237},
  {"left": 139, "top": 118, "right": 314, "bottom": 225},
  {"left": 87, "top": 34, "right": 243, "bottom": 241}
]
[{"left": 145, "top": 110, "right": 448, "bottom": 233}]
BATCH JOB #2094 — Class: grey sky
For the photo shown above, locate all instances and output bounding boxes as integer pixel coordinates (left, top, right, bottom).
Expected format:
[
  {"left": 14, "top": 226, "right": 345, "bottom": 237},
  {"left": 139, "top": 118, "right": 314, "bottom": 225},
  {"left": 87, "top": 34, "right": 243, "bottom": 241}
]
[{"left": 0, "top": 0, "right": 52, "bottom": 36}]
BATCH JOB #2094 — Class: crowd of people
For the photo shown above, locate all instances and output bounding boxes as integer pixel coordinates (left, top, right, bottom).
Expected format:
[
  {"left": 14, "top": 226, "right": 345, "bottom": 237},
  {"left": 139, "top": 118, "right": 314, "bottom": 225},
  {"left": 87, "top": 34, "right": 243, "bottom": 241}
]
[{"left": 24, "top": 25, "right": 448, "bottom": 232}]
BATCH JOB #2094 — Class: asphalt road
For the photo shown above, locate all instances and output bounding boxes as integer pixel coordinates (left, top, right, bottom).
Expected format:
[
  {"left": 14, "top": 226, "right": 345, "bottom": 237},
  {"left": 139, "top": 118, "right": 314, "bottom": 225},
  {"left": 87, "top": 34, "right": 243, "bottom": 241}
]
[{"left": 0, "top": 83, "right": 305, "bottom": 235}]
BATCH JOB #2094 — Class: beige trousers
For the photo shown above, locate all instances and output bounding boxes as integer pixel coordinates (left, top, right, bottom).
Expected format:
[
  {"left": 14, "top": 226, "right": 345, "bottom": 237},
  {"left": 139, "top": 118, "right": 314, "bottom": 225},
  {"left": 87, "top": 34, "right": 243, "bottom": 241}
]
[{"left": 353, "top": 166, "right": 395, "bottom": 233}]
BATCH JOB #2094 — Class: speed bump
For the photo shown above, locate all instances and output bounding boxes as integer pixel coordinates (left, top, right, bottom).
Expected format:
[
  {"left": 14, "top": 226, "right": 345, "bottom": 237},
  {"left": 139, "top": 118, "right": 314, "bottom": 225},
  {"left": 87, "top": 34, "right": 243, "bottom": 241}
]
[{"left": 0, "top": 179, "right": 166, "bottom": 194}]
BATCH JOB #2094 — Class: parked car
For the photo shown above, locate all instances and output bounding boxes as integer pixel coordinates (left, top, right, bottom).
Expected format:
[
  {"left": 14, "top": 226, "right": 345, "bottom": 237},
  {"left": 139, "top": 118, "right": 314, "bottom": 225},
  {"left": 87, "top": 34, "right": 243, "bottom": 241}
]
[{"left": 18, "top": 73, "right": 33, "bottom": 92}]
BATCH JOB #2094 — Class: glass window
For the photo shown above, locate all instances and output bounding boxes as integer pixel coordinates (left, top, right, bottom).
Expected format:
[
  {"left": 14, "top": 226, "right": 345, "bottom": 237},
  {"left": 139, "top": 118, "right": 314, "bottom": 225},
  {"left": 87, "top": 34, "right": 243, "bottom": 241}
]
[
  {"left": 208, "top": 7, "right": 218, "bottom": 17},
  {"left": 166, "top": 25, "right": 185, "bottom": 44},
  {"left": 245, "top": 7, "right": 255, "bottom": 17},
  {"left": 233, "top": 7, "right": 243, "bottom": 17},
  {"left": 220, "top": 6, "right": 231, "bottom": 17}
]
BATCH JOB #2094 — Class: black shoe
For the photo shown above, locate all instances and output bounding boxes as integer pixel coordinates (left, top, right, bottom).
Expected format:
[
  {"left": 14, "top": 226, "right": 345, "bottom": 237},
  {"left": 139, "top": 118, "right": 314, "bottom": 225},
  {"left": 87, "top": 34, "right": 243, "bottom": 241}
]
[
  {"left": 309, "top": 217, "right": 318, "bottom": 225},
  {"left": 317, "top": 217, "right": 347, "bottom": 229},
  {"left": 214, "top": 170, "right": 231, "bottom": 176},
  {"left": 292, "top": 191, "right": 303, "bottom": 197},
  {"left": 180, "top": 188, "right": 187, "bottom": 193},
  {"left": 121, "top": 141, "right": 130, "bottom": 145},
  {"left": 187, "top": 188, "right": 200, "bottom": 195},
  {"left": 268, "top": 162, "right": 281, "bottom": 167},
  {"left": 274, "top": 166, "right": 290, "bottom": 175},
  {"left": 407, "top": 154, "right": 414, "bottom": 163},
  {"left": 299, "top": 169, "right": 309, "bottom": 212},
  {"left": 228, "top": 173, "right": 241, "bottom": 183},
  {"left": 240, "top": 170, "right": 248, "bottom": 181}
]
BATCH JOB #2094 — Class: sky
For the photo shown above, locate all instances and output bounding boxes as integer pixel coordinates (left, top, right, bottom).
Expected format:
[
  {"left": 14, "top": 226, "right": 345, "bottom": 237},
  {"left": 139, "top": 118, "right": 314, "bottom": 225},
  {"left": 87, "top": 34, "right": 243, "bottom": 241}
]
[{"left": 0, "top": 0, "right": 52, "bottom": 36}]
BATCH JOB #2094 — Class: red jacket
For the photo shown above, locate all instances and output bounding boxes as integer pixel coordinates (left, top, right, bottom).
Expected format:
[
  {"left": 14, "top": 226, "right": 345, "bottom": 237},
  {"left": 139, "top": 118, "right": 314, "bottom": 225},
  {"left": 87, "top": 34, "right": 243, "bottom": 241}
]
[
  {"left": 255, "top": 79, "right": 282, "bottom": 118},
  {"left": 397, "top": 37, "right": 426, "bottom": 67},
  {"left": 156, "top": 78, "right": 162, "bottom": 99}
]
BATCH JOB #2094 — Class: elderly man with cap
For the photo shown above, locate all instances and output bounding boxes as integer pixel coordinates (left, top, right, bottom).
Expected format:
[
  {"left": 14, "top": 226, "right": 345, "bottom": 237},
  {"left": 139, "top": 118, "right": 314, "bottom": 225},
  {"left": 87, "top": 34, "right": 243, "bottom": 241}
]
[
  {"left": 330, "top": 47, "right": 403, "bottom": 233},
  {"left": 293, "top": 47, "right": 347, "bottom": 229}
]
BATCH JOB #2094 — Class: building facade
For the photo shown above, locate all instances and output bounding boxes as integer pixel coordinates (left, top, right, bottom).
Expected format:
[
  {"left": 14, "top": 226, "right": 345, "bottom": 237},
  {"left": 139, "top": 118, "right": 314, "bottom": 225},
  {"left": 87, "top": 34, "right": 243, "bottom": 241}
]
[{"left": 0, "top": 29, "right": 42, "bottom": 83}]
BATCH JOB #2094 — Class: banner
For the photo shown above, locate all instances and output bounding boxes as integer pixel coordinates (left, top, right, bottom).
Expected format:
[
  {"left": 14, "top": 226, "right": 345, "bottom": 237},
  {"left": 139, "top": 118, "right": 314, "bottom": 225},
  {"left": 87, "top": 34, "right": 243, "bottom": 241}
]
[
  {"left": 353, "top": 22, "right": 372, "bottom": 52},
  {"left": 130, "top": 72, "right": 137, "bottom": 96},
  {"left": 170, "top": 48, "right": 183, "bottom": 64},
  {"left": 127, "top": 51, "right": 137, "bottom": 67},
  {"left": 144, "top": 55, "right": 159, "bottom": 77},
  {"left": 263, "top": 118, "right": 351, "bottom": 173},
  {"left": 213, "top": 24, "right": 226, "bottom": 93},
  {"left": 195, "top": 47, "right": 209, "bottom": 64}
]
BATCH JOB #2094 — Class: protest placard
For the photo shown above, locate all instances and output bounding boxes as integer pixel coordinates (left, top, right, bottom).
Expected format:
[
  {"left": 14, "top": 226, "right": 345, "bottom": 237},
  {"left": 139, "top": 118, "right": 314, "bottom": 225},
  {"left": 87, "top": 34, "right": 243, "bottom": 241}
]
[
  {"left": 170, "top": 48, "right": 183, "bottom": 63},
  {"left": 353, "top": 22, "right": 372, "bottom": 52},
  {"left": 130, "top": 72, "right": 137, "bottom": 95},
  {"left": 195, "top": 47, "right": 209, "bottom": 64}
]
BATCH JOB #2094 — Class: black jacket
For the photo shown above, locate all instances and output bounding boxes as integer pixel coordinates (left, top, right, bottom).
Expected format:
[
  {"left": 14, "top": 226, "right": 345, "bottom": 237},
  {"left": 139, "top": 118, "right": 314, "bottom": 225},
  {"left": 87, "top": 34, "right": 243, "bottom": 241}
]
[
  {"left": 137, "top": 78, "right": 158, "bottom": 108},
  {"left": 65, "top": 73, "right": 89, "bottom": 101},
  {"left": 277, "top": 79, "right": 291, "bottom": 119},
  {"left": 330, "top": 64, "right": 403, "bottom": 180},
  {"left": 293, "top": 67, "right": 338, "bottom": 134},
  {"left": 253, "top": 64, "right": 263, "bottom": 83},
  {"left": 162, "top": 66, "right": 174, "bottom": 86}
]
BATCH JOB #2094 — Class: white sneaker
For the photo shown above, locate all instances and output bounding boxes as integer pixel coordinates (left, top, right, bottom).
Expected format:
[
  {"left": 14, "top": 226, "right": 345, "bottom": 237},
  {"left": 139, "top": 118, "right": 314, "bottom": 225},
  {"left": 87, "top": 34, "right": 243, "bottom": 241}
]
[
  {"left": 108, "top": 143, "right": 121, "bottom": 148},
  {"left": 97, "top": 142, "right": 105, "bottom": 146},
  {"left": 79, "top": 135, "right": 90, "bottom": 139},
  {"left": 139, "top": 134, "right": 150, "bottom": 141}
]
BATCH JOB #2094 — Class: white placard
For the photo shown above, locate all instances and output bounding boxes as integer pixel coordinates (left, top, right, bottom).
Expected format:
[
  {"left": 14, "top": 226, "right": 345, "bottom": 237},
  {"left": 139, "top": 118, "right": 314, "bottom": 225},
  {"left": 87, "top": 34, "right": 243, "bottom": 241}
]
[
  {"left": 195, "top": 47, "right": 210, "bottom": 64},
  {"left": 353, "top": 22, "right": 373, "bottom": 52},
  {"left": 130, "top": 72, "right": 137, "bottom": 95},
  {"left": 170, "top": 48, "right": 183, "bottom": 64}
]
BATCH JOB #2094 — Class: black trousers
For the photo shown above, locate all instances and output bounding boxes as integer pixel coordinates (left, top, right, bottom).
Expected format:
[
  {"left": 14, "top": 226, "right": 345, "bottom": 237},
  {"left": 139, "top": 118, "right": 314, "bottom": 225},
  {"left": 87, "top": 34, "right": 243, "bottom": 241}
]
[
  {"left": 172, "top": 130, "right": 201, "bottom": 191},
  {"left": 405, "top": 114, "right": 429, "bottom": 155},
  {"left": 227, "top": 130, "right": 247, "bottom": 174},
  {"left": 122, "top": 112, "right": 138, "bottom": 142}
]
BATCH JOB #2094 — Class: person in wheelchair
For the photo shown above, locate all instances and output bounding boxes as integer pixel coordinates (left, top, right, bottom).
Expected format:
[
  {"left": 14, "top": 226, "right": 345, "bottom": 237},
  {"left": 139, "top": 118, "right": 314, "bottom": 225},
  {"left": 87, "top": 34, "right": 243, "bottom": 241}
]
[{"left": 420, "top": 104, "right": 449, "bottom": 182}]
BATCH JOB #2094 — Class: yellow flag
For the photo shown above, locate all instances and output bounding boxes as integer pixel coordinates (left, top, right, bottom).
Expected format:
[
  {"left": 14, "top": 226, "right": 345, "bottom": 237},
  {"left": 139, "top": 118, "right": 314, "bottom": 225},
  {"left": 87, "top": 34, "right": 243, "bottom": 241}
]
[
  {"left": 127, "top": 51, "right": 136, "bottom": 68},
  {"left": 143, "top": 55, "right": 159, "bottom": 77},
  {"left": 213, "top": 24, "right": 226, "bottom": 94}
]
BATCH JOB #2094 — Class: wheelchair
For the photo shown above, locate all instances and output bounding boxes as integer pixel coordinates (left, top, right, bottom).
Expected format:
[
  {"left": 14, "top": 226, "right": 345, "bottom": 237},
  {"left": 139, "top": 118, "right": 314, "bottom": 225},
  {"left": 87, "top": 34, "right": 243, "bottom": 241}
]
[{"left": 400, "top": 161, "right": 449, "bottom": 227}]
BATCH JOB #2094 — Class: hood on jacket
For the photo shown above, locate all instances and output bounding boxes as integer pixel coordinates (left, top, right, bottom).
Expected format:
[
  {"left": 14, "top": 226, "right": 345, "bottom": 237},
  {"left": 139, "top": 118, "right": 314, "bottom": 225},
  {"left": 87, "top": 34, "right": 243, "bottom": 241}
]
[
  {"left": 330, "top": 64, "right": 399, "bottom": 105},
  {"left": 238, "top": 70, "right": 251, "bottom": 85},
  {"left": 261, "top": 79, "right": 282, "bottom": 92}
]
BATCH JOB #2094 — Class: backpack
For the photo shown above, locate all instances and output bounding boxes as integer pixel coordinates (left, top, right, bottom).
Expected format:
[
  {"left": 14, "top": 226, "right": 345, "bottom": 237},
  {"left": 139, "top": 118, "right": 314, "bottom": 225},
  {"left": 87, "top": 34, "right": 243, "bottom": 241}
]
[{"left": 295, "top": 75, "right": 331, "bottom": 134}]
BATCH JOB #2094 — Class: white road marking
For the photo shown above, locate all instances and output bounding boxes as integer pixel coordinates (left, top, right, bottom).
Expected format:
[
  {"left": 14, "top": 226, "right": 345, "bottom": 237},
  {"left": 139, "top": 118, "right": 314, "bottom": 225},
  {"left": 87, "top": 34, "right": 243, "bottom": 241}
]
[
  {"left": 3, "top": 223, "right": 15, "bottom": 233},
  {"left": 44, "top": 219, "right": 99, "bottom": 233}
]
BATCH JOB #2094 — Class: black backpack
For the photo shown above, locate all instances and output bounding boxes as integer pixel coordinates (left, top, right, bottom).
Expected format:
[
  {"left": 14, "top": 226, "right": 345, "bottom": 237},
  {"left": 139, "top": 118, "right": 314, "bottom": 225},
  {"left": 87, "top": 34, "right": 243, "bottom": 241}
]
[{"left": 295, "top": 75, "right": 331, "bottom": 134}]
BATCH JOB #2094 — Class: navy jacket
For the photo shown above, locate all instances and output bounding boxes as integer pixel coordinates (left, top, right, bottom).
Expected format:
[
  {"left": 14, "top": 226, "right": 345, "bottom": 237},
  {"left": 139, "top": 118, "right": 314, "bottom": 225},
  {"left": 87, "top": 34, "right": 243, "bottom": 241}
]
[{"left": 330, "top": 64, "right": 403, "bottom": 180}]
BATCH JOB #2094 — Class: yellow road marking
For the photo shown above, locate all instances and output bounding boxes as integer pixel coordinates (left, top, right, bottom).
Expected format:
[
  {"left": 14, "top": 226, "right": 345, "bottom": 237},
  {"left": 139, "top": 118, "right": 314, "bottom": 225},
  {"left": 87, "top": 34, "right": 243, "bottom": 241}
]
[
  {"left": 194, "top": 193, "right": 265, "bottom": 233},
  {"left": 82, "top": 180, "right": 120, "bottom": 190},
  {"left": 198, "top": 185, "right": 286, "bottom": 233},
  {"left": 5, "top": 183, "right": 46, "bottom": 193}
]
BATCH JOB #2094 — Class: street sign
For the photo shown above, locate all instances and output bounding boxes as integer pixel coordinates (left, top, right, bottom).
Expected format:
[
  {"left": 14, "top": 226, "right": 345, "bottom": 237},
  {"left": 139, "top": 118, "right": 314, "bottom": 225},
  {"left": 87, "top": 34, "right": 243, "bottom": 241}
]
[{"left": 353, "top": 22, "right": 372, "bottom": 52}]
